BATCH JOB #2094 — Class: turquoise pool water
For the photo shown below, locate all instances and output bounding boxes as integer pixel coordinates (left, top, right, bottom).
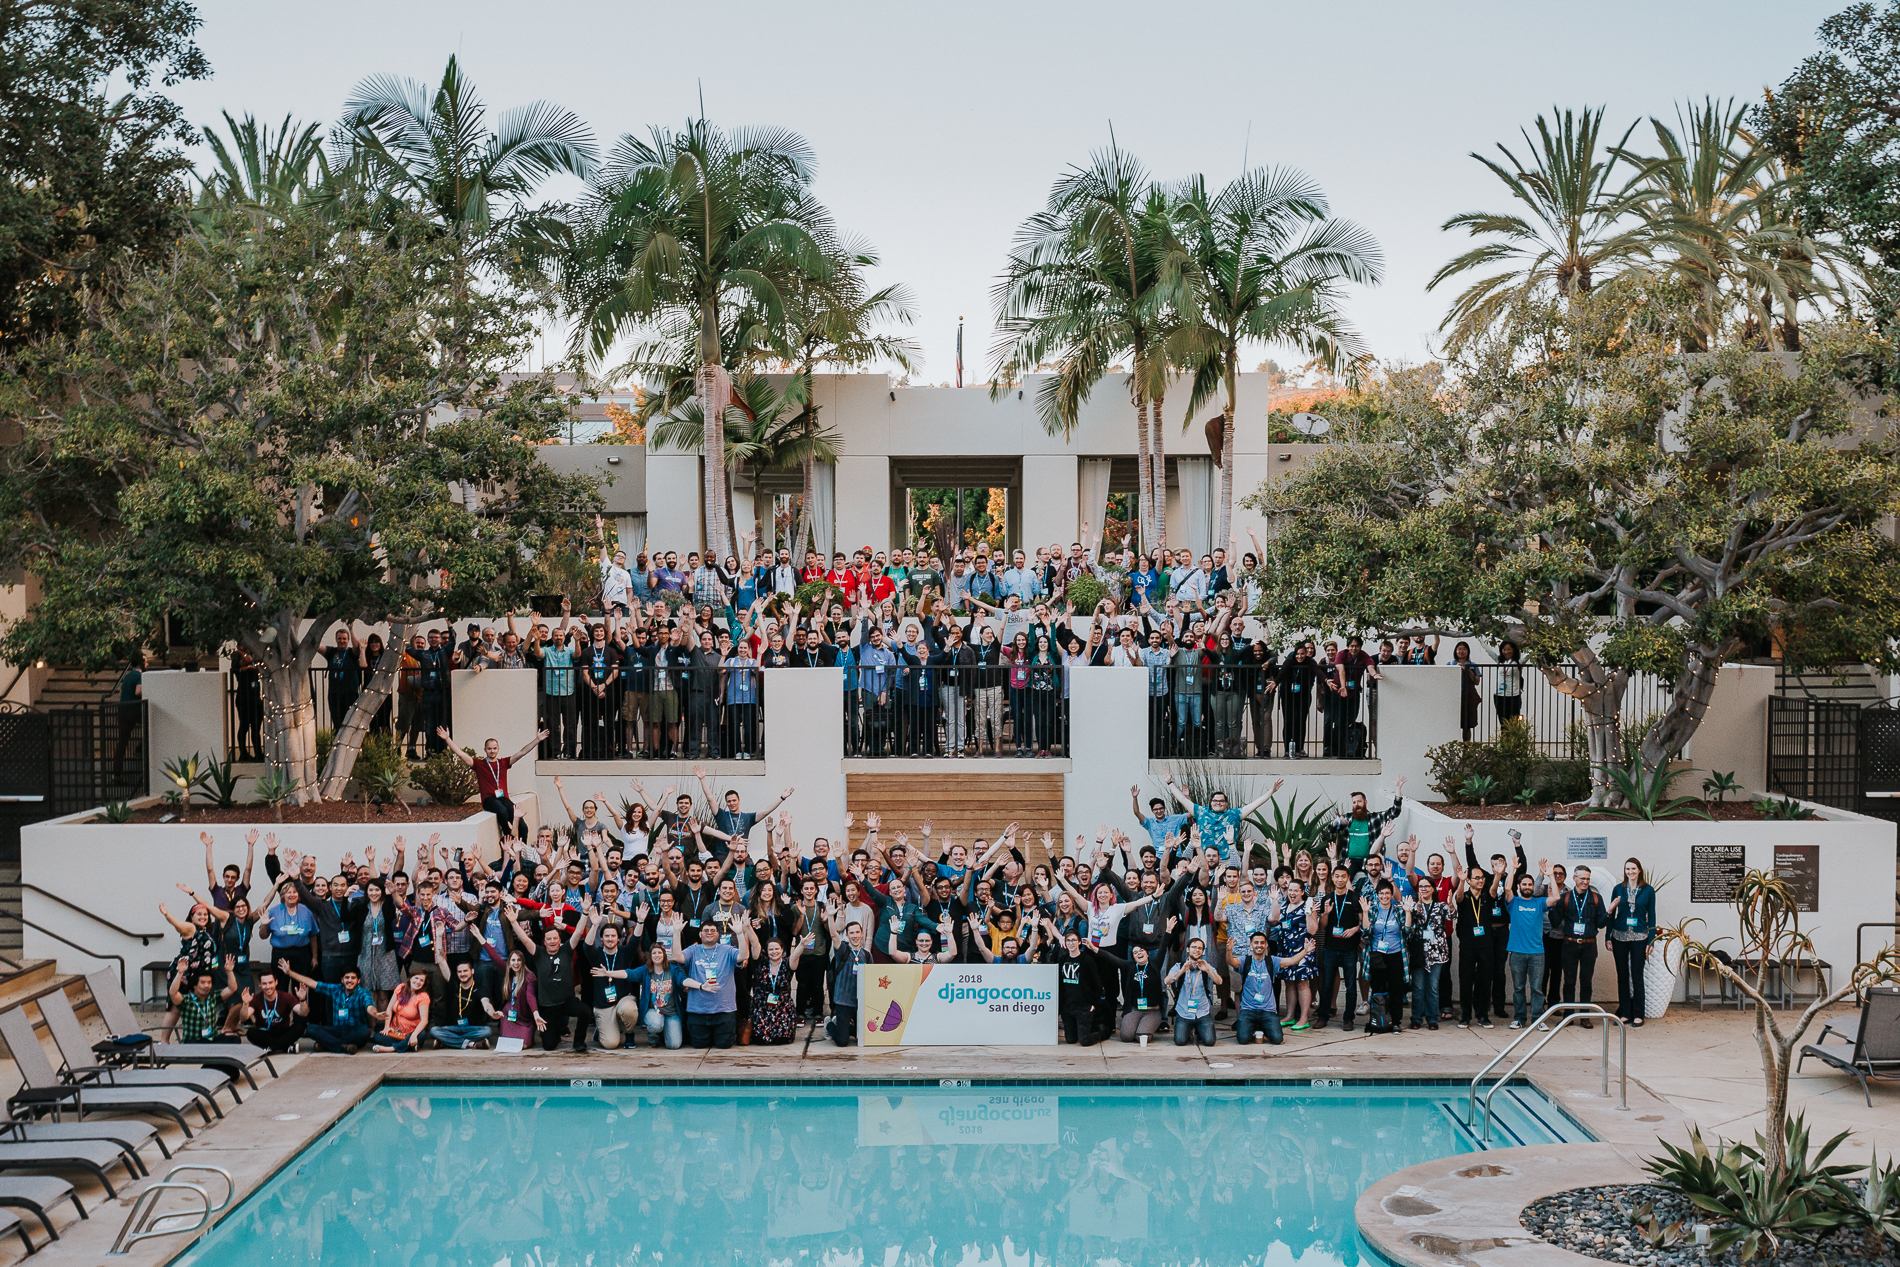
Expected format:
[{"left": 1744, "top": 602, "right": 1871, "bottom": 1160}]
[{"left": 174, "top": 1081, "right": 1585, "bottom": 1266}]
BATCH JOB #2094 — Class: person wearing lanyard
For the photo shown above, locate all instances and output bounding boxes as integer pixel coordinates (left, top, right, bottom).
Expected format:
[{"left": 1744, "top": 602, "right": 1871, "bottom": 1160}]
[
  {"left": 258, "top": 879, "right": 319, "bottom": 983},
  {"left": 826, "top": 919, "right": 872, "bottom": 1047},
  {"left": 1232, "top": 928, "right": 1314, "bottom": 1045},
  {"left": 435, "top": 727, "right": 548, "bottom": 842},
  {"left": 1113, "top": 944, "right": 1165, "bottom": 1042},
  {"left": 1314, "top": 867, "right": 1363, "bottom": 1030},
  {"left": 428, "top": 943, "right": 498, "bottom": 1049},
  {"left": 231, "top": 967, "right": 305, "bottom": 1052},
  {"left": 1507, "top": 858, "right": 1566, "bottom": 1030},
  {"left": 1360, "top": 881, "right": 1410, "bottom": 1033},
  {"left": 1558, "top": 865, "right": 1607, "bottom": 1024},
  {"left": 1607, "top": 857, "right": 1658, "bottom": 1027},
  {"left": 1167, "top": 936, "right": 1221, "bottom": 1046},
  {"left": 579, "top": 916, "right": 641, "bottom": 1050},
  {"left": 1455, "top": 863, "right": 1501, "bottom": 1029}
]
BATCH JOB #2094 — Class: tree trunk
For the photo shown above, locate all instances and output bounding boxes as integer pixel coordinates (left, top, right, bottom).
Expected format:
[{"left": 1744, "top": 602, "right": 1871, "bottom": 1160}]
[
  {"left": 318, "top": 621, "right": 411, "bottom": 801},
  {"left": 260, "top": 654, "right": 320, "bottom": 805},
  {"left": 1133, "top": 379, "right": 1153, "bottom": 554},
  {"left": 793, "top": 448, "right": 815, "bottom": 564},
  {"left": 1534, "top": 648, "right": 1629, "bottom": 807},
  {"left": 1217, "top": 401, "right": 1236, "bottom": 551},
  {"left": 697, "top": 360, "right": 734, "bottom": 560},
  {"left": 1639, "top": 642, "right": 1735, "bottom": 780},
  {"left": 1149, "top": 393, "right": 1168, "bottom": 552}
]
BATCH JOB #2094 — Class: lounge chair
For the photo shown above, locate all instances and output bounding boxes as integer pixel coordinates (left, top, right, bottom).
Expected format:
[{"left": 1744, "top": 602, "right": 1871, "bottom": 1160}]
[
  {"left": 0, "top": 1207, "right": 32, "bottom": 1256},
  {"left": 35, "top": 992, "right": 235, "bottom": 1114},
  {"left": 0, "top": 1139, "right": 135, "bottom": 1198},
  {"left": 0, "top": 1108, "right": 164, "bottom": 1172},
  {"left": 1797, "top": 986, "right": 1900, "bottom": 1106},
  {"left": 0, "top": 1174, "right": 83, "bottom": 1243},
  {"left": 0, "top": 1008, "right": 205, "bottom": 1138},
  {"left": 85, "top": 969, "right": 277, "bottom": 1089}
]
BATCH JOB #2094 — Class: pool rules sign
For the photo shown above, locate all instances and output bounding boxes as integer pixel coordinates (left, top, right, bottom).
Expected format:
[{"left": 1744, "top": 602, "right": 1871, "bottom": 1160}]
[{"left": 857, "top": 964, "right": 1058, "bottom": 1045}]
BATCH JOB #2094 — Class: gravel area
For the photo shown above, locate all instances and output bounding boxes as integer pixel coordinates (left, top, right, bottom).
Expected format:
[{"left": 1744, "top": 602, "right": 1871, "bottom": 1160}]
[{"left": 1522, "top": 1184, "right": 1896, "bottom": 1267}]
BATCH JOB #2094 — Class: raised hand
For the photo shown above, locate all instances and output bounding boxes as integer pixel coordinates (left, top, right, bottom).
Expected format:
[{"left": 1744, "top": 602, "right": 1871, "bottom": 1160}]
[{"left": 200, "top": 830, "right": 214, "bottom": 849}]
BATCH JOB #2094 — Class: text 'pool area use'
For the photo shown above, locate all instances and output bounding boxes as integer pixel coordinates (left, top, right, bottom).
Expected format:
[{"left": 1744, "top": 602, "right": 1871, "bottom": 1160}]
[{"left": 172, "top": 1080, "right": 1592, "bottom": 1266}]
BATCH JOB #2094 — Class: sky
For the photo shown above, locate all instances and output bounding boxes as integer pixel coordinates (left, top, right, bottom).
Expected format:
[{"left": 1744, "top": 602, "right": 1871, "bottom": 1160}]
[{"left": 168, "top": 0, "right": 1845, "bottom": 383}]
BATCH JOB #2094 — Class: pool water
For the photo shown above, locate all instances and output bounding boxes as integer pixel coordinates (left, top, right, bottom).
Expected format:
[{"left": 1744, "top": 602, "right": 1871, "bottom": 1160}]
[{"left": 175, "top": 1082, "right": 1586, "bottom": 1267}]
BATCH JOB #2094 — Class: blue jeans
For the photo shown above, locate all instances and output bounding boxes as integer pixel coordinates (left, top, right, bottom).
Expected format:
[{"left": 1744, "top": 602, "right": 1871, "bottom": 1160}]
[
  {"left": 368, "top": 1031, "right": 419, "bottom": 1052},
  {"left": 1174, "top": 692, "right": 1203, "bottom": 736},
  {"left": 1509, "top": 950, "right": 1545, "bottom": 1024},
  {"left": 1237, "top": 1008, "right": 1284, "bottom": 1045},
  {"left": 1173, "top": 1014, "right": 1215, "bottom": 1046},
  {"left": 304, "top": 1022, "right": 371, "bottom": 1052},
  {"left": 1411, "top": 965, "right": 1440, "bottom": 1023},
  {"left": 643, "top": 1009, "right": 683, "bottom": 1049},
  {"left": 429, "top": 1023, "right": 495, "bottom": 1048}
]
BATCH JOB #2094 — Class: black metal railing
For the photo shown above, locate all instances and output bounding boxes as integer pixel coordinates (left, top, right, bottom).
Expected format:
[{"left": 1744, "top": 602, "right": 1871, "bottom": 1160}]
[
  {"left": 226, "top": 667, "right": 451, "bottom": 763},
  {"left": 1465, "top": 662, "right": 1672, "bottom": 754},
  {"left": 1143, "top": 671, "right": 1376, "bottom": 761},
  {"left": 49, "top": 703, "right": 148, "bottom": 807},
  {"left": 1768, "top": 695, "right": 1863, "bottom": 810},
  {"left": 540, "top": 664, "right": 766, "bottom": 762},
  {"left": 842, "top": 663, "right": 1070, "bottom": 758}
]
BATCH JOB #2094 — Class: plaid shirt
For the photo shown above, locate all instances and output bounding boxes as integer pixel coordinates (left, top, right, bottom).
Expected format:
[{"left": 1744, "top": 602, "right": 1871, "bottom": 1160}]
[{"left": 177, "top": 991, "right": 221, "bottom": 1042}]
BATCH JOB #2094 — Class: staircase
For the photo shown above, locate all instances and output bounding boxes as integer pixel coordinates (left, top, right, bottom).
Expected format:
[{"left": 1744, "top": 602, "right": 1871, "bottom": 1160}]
[
  {"left": 1777, "top": 664, "right": 1885, "bottom": 704},
  {"left": 0, "top": 959, "right": 97, "bottom": 1059},
  {"left": 1437, "top": 1086, "right": 1594, "bottom": 1150},
  {"left": 32, "top": 667, "right": 123, "bottom": 711},
  {"left": 845, "top": 772, "right": 1066, "bottom": 873},
  {"left": 0, "top": 868, "right": 18, "bottom": 961}
]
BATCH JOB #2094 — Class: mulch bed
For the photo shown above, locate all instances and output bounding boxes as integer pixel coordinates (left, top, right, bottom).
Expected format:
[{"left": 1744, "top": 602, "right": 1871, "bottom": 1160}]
[
  {"left": 99, "top": 800, "right": 472, "bottom": 825},
  {"left": 1422, "top": 801, "right": 1772, "bottom": 822},
  {"left": 1522, "top": 1183, "right": 1895, "bottom": 1267}
]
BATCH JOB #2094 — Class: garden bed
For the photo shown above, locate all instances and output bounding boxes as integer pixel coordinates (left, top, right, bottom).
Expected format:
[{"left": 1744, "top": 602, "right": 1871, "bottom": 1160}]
[
  {"left": 1522, "top": 1184, "right": 1894, "bottom": 1267},
  {"left": 100, "top": 800, "right": 471, "bottom": 825},
  {"left": 1421, "top": 800, "right": 1775, "bottom": 821}
]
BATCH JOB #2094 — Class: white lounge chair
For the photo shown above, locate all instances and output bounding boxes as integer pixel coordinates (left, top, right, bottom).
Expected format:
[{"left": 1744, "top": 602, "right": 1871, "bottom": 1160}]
[
  {"left": 0, "top": 1008, "right": 206, "bottom": 1138},
  {"left": 86, "top": 969, "right": 277, "bottom": 1089}
]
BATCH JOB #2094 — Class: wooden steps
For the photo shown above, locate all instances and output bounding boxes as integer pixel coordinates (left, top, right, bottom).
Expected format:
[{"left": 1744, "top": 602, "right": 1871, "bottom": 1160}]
[
  {"left": 845, "top": 772, "right": 1065, "bottom": 872},
  {"left": 0, "top": 959, "right": 97, "bottom": 1059},
  {"left": 33, "top": 667, "right": 122, "bottom": 710}
]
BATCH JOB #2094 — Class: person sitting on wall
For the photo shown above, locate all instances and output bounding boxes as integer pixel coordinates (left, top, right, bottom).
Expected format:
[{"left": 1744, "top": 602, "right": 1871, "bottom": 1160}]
[{"left": 436, "top": 726, "right": 548, "bottom": 840}]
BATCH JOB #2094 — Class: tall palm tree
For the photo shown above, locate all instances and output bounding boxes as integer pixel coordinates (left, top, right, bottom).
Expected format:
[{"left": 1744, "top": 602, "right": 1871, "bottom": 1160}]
[
  {"left": 337, "top": 55, "right": 596, "bottom": 296},
  {"left": 199, "top": 112, "right": 329, "bottom": 215},
  {"left": 1618, "top": 99, "right": 1845, "bottom": 350},
  {"left": 565, "top": 119, "right": 834, "bottom": 559},
  {"left": 1170, "top": 168, "right": 1382, "bottom": 549},
  {"left": 1429, "top": 106, "right": 1653, "bottom": 349},
  {"left": 990, "top": 141, "right": 1184, "bottom": 552}
]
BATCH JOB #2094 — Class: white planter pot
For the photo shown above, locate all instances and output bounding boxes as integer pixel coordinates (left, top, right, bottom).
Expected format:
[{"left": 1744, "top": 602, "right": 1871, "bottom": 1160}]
[{"left": 1643, "top": 950, "right": 1678, "bottom": 1019}]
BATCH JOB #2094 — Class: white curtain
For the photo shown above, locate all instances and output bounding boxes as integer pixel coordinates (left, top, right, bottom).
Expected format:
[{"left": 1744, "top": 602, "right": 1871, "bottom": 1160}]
[
  {"left": 1176, "top": 457, "right": 1212, "bottom": 557},
  {"left": 811, "top": 461, "right": 836, "bottom": 561},
  {"left": 618, "top": 515, "right": 646, "bottom": 562},
  {"left": 1078, "top": 458, "right": 1113, "bottom": 552}
]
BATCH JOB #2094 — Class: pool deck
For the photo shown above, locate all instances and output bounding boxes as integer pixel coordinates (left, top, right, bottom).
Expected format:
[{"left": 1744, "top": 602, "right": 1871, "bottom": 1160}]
[{"left": 10, "top": 1004, "right": 1894, "bottom": 1266}]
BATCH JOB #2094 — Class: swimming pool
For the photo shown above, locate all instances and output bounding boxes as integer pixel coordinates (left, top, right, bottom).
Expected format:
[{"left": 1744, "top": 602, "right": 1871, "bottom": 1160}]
[{"left": 174, "top": 1081, "right": 1588, "bottom": 1266}]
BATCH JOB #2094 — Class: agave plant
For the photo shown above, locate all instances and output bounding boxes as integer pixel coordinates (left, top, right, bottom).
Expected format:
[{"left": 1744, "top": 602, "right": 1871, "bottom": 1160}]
[
  {"left": 203, "top": 758, "right": 242, "bottom": 810},
  {"left": 1644, "top": 1116, "right": 1859, "bottom": 1261},
  {"left": 1755, "top": 795, "right": 1818, "bottom": 821},
  {"left": 251, "top": 769, "right": 296, "bottom": 823},
  {"left": 1244, "top": 790, "right": 1337, "bottom": 854},
  {"left": 99, "top": 801, "right": 133, "bottom": 824},
  {"left": 1595, "top": 764, "right": 1712, "bottom": 821},
  {"left": 1702, "top": 770, "right": 1741, "bottom": 803},
  {"left": 161, "top": 753, "right": 212, "bottom": 818},
  {"left": 1461, "top": 773, "right": 1501, "bottom": 806},
  {"left": 1854, "top": 1150, "right": 1900, "bottom": 1250}
]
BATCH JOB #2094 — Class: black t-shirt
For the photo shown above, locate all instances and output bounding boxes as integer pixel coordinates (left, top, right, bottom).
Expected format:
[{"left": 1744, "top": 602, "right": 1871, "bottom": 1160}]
[
  {"left": 580, "top": 942, "right": 634, "bottom": 1009},
  {"left": 443, "top": 975, "right": 493, "bottom": 1026},
  {"left": 1320, "top": 890, "right": 1363, "bottom": 952},
  {"left": 532, "top": 944, "right": 576, "bottom": 1008}
]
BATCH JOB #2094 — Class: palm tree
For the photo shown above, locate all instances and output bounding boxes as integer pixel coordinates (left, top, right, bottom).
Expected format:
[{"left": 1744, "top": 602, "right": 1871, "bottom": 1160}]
[
  {"left": 990, "top": 142, "right": 1184, "bottom": 553},
  {"left": 565, "top": 119, "right": 834, "bottom": 560},
  {"left": 1429, "top": 106, "right": 1653, "bottom": 349},
  {"left": 199, "top": 112, "right": 329, "bottom": 215},
  {"left": 1170, "top": 168, "right": 1382, "bottom": 548},
  {"left": 1617, "top": 99, "right": 1846, "bottom": 350},
  {"left": 337, "top": 55, "right": 596, "bottom": 295}
]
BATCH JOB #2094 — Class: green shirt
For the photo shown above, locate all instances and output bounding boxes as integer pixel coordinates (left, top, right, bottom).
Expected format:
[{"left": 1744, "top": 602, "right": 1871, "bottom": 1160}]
[
  {"left": 907, "top": 568, "right": 942, "bottom": 599},
  {"left": 178, "top": 991, "right": 221, "bottom": 1043}
]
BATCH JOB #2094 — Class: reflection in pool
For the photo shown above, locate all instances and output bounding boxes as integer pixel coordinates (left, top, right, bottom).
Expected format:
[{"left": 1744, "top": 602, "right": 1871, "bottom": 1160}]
[{"left": 176, "top": 1083, "right": 1578, "bottom": 1266}]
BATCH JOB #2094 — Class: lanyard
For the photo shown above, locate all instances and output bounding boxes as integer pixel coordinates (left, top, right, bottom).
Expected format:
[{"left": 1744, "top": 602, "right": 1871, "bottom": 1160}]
[
  {"left": 456, "top": 983, "right": 474, "bottom": 1019},
  {"left": 484, "top": 758, "right": 503, "bottom": 789}
]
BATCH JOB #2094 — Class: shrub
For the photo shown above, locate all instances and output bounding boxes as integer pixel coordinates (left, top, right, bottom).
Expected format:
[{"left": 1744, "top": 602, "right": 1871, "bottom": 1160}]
[
  {"left": 1425, "top": 739, "right": 1497, "bottom": 802},
  {"left": 354, "top": 732, "right": 410, "bottom": 808},
  {"left": 793, "top": 579, "right": 845, "bottom": 613},
  {"left": 411, "top": 747, "right": 478, "bottom": 806},
  {"left": 1065, "top": 574, "right": 1107, "bottom": 613}
]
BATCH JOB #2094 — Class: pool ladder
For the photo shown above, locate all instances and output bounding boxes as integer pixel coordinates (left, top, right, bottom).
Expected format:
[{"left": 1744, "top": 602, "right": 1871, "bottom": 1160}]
[
  {"left": 1464, "top": 1002, "right": 1628, "bottom": 1143},
  {"left": 108, "top": 1164, "right": 232, "bottom": 1254}
]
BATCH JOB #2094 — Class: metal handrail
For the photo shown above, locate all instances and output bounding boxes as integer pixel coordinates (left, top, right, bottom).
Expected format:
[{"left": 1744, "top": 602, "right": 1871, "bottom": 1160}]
[
  {"left": 108, "top": 1182, "right": 208, "bottom": 1253},
  {"left": 1463, "top": 1001, "right": 1605, "bottom": 1123},
  {"left": 1469, "top": 1004, "right": 1628, "bottom": 1142},
  {"left": 165, "top": 1164, "right": 233, "bottom": 1215},
  {"left": 19, "top": 885, "right": 163, "bottom": 945},
  {"left": 19, "top": 917, "right": 127, "bottom": 995}
]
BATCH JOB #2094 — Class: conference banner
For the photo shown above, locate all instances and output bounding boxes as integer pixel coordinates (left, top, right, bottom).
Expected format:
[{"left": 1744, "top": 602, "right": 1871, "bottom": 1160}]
[
  {"left": 856, "top": 963, "right": 1057, "bottom": 1045},
  {"left": 856, "top": 1092, "right": 1059, "bottom": 1146}
]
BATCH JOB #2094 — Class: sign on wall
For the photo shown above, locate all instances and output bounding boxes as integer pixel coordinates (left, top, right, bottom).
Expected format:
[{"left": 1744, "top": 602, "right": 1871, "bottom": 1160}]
[
  {"left": 1773, "top": 844, "right": 1820, "bottom": 913},
  {"left": 1690, "top": 844, "right": 1747, "bottom": 903},
  {"left": 1565, "top": 836, "right": 1609, "bottom": 861},
  {"left": 857, "top": 964, "right": 1056, "bottom": 1046}
]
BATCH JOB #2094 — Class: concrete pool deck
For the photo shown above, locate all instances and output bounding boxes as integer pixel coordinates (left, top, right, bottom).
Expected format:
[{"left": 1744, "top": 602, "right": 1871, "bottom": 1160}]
[{"left": 7, "top": 1004, "right": 1895, "bottom": 1265}]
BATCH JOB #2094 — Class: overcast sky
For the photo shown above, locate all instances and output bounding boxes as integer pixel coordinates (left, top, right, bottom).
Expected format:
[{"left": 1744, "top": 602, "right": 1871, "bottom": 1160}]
[{"left": 170, "top": 0, "right": 1843, "bottom": 383}]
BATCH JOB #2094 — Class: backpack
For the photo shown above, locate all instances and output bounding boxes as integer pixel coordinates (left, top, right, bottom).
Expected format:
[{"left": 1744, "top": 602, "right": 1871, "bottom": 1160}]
[{"left": 1343, "top": 721, "right": 1368, "bottom": 760}]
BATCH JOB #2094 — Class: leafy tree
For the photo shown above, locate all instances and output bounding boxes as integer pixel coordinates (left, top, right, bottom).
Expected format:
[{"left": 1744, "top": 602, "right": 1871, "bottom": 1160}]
[
  {"left": 0, "top": 200, "right": 601, "bottom": 800},
  {"left": 0, "top": 0, "right": 209, "bottom": 349},
  {"left": 1245, "top": 292, "right": 1900, "bottom": 804},
  {"left": 1757, "top": 2, "right": 1900, "bottom": 325},
  {"left": 1171, "top": 167, "right": 1382, "bottom": 550},
  {"left": 990, "top": 141, "right": 1183, "bottom": 553},
  {"left": 1428, "top": 106, "right": 1651, "bottom": 351},
  {"left": 565, "top": 119, "right": 833, "bottom": 561}
]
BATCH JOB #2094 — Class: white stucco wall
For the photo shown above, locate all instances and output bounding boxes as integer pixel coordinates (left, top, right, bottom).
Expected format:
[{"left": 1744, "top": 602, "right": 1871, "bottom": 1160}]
[
  {"left": 643, "top": 453, "right": 702, "bottom": 557},
  {"left": 834, "top": 456, "right": 891, "bottom": 557}
]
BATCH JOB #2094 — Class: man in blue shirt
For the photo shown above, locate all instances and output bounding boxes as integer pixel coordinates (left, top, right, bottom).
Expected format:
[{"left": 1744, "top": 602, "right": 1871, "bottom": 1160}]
[
  {"left": 1130, "top": 788, "right": 1191, "bottom": 863},
  {"left": 1000, "top": 550, "right": 1042, "bottom": 604},
  {"left": 279, "top": 963, "right": 375, "bottom": 1052},
  {"left": 1231, "top": 928, "right": 1314, "bottom": 1045},
  {"left": 1507, "top": 858, "right": 1565, "bottom": 1030},
  {"left": 672, "top": 920, "right": 747, "bottom": 1049}
]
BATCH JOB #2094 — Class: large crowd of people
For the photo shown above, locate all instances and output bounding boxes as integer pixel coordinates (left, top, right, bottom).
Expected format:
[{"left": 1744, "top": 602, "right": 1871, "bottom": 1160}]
[
  {"left": 160, "top": 774, "right": 1659, "bottom": 1056},
  {"left": 275, "top": 522, "right": 1525, "bottom": 766}
]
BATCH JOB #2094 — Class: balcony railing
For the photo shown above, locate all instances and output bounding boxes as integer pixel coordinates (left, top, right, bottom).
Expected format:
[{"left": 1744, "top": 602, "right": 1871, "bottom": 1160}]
[{"left": 840, "top": 663, "right": 1070, "bottom": 758}]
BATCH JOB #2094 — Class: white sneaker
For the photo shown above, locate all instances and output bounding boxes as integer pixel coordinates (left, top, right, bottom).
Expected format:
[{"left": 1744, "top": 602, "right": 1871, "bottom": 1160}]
[
  {"left": 1508, "top": 1021, "right": 1523, "bottom": 1030},
  {"left": 1537, "top": 1022, "right": 1550, "bottom": 1031}
]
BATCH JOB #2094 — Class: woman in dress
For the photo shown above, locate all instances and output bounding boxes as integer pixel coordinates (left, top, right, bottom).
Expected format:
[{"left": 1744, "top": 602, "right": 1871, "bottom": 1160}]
[
  {"left": 478, "top": 944, "right": 539, "bottom": 1050},
  {"left": 352, "top": 878, "right": 401, "bottom": 1006},
  {"left": 1452, "top": 641, "right": 1482, "bottom": 740},
  {"left": 1270, "top": 878, "right": 1318, "bottom": 1029},
  {"left": 368, "top": 969, "right": 431, "bottom": 1051},
  {"left": 747, "top": 937, "right": 801, "bottom": 1045}
]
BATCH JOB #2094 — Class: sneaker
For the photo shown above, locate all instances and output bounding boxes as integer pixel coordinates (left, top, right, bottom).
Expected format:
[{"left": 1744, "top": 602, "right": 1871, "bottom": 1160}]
[
  {"left": 1409, "top": 1020, "right": 1421, "bottom": 1030},
  {"left": 1537, "top": 1022, "right": 1550, "bottom": 1032},
  {"left": 1508, "top": 1021, "right": 1523, "bottom": 1030},
  {"left": 1457, "top": 1020, "right": 1470, "bottom": 1029},
  {"left": 1482, "top": 1020, "right": 1495, "bottom": 1029}
]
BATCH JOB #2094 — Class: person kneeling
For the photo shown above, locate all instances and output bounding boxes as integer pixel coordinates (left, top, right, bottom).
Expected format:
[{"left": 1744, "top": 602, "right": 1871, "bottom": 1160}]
[
  {"left": 1232, "top": 930, "right": 1314, "bottom": 1046},
  {"left": 1168, "top": 938, "right": 1220, "bottom": 1045}
]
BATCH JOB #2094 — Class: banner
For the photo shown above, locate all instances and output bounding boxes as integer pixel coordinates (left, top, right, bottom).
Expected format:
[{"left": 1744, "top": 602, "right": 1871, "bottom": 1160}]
[
  {"left": 856, "top": 963, "right": 1057, "bottom": 1046},
  {"left": 857, "top": 1092, "right": 1058, "bottom": 1145}
]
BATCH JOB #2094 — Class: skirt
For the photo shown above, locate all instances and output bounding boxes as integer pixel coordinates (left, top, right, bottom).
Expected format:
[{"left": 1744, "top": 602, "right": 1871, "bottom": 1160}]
[
  {"left": 1270, "top": 923, "right": 1317, "bottom": 982},
  {"left": 750, "top": 976, "right": 797, "bottom": 1044},
  {"left": 358, "top": 943, "right": 401, "bottom": 993}
]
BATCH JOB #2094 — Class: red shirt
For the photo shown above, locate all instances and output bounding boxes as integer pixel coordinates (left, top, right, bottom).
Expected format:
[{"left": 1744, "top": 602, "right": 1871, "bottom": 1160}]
[
  {"left": 846, "top": 572, "right": 895, "bottom": 605},
  {"left": 802, "top": 565, "right": 827, "bottom": 586},
  {"left": 825, "top": 568, "right": 853, "bottom": 589},
  {"left": 474, "top": 754, "right": 512, "bottom": 799}
]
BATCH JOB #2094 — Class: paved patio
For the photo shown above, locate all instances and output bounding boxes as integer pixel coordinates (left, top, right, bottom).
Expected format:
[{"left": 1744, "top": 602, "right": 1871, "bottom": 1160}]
[{"left": 6, "top": 1003, "right": 1895, "bottom": 1265}]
